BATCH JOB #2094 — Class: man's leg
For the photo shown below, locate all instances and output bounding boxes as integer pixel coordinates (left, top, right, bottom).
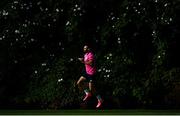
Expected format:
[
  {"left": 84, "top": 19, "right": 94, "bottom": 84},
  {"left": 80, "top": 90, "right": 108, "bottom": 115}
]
[
  {"left": 89, "top": 82, "right": 103, "bottom": 108},
  {"left": 77, "top": 76, "right": 92, "bottom": 101},
  {"left": 82, "top": 82, "right": 92, "bottom": 101},
  {"left": 76, "top": 76, "right": 86, "bottom": 92}
]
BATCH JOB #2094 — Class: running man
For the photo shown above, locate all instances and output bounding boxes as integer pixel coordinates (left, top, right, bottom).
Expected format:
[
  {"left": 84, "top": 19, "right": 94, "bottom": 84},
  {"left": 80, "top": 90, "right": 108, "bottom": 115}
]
[{"left": 76, "top": 44, "right": 103, "bottom": 108}]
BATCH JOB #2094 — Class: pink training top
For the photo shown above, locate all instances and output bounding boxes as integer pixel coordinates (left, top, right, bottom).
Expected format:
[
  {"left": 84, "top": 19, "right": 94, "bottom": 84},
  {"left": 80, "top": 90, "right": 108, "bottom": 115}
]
[{"left": 84, "top": 52, "right": 96, "bottom": 75}]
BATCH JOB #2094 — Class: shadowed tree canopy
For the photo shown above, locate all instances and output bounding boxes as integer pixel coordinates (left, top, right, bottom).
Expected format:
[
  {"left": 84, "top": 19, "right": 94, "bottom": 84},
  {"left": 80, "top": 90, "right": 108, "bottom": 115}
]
[{"left": 0, "top": 0, "right": 180, "bottom": 109}]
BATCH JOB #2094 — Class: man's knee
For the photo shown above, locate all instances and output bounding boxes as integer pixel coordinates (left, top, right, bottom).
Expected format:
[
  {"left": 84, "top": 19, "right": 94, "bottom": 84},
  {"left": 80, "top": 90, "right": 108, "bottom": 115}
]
[
  {"left": 77, "top": 76, "right": 85, "bottom": 85},
  {"left": 76, "top": 81, "right": 80, "bottom": 85}
]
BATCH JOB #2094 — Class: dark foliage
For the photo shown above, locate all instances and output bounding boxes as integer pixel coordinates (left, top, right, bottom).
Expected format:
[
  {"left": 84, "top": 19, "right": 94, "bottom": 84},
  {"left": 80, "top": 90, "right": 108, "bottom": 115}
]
[{"left": 0, "top": 0, "right": 180, "bottom": 109}]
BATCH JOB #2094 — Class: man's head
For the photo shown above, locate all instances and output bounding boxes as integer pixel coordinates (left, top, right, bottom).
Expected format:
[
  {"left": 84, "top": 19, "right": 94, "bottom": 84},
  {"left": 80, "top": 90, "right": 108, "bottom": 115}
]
[{"left": 83, "top": 45, "right": 90, "bottom": 53}]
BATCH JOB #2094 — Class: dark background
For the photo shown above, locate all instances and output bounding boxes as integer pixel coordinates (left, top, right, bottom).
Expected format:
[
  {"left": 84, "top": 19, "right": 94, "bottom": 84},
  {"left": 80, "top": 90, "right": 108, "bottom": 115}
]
[{"left": 0, "top": 0, "right": 180, "bottom": 109}]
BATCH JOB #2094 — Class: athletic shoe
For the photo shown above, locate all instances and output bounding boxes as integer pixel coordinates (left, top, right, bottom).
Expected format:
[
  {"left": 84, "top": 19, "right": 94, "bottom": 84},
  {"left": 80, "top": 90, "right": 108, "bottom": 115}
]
[
  {"left": 83, "top": 93, "right": 92, "bottom": 101},
  {"left": 96, "top": 99, "right": 103, "bottom": 108}
]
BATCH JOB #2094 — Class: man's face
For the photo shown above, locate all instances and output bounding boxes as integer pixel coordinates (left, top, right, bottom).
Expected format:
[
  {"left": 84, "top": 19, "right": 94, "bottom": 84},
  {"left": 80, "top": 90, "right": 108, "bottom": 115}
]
[{"left": 83, "top": 45, "right": 89, "bottom": 53}]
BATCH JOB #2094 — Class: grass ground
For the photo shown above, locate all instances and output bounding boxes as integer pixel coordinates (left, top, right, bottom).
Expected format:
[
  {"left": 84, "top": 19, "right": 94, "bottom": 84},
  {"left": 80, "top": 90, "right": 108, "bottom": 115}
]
[{"left": 1, "top": 109, "right": 180, "bottom": 115}]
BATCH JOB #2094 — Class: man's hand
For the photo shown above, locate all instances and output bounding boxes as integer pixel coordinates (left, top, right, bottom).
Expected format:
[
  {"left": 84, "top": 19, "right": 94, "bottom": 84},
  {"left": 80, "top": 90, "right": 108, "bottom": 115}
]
[{"left": 78, "top": 58, "right": 84, "bottom": 63}]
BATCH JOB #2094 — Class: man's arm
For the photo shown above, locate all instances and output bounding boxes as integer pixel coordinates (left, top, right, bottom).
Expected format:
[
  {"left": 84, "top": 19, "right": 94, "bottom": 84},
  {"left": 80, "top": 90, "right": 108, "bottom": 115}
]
[
  {"left": 78, "top": 58, "right": 93, "bottom": 65},
  {"left": 84, "top": 59, "right": 93, "bottom": 65},
  {"left": 78, "top": 58, "right": 84, "bottom": 63}
]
